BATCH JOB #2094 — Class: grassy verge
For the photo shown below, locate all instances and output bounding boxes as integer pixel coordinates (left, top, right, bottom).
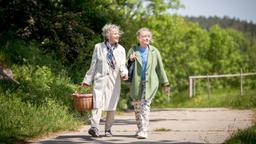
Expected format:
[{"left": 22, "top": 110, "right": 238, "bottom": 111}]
[
  {"left": 0, "top": 64, "right": 87, "bottom": 143},
  {"left": 152, "top": 88, "right": 256, "bottom": 109},
  {"left": 225, "top": 124, "right": 256, "bottom": 144},
  {"left": 0, "top": 95, "right": 82, "bottom": 143}
]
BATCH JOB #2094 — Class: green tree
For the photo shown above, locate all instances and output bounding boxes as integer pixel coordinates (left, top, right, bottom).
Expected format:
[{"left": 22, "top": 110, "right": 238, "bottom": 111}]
[{"left": 208, "top": 25, "right": 244, "bottom": 73}]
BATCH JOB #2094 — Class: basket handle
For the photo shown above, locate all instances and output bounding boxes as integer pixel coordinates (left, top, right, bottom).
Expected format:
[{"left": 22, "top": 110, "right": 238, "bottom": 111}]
[{"left": 75, "top": 85, "right": 92, "bottom": 94}]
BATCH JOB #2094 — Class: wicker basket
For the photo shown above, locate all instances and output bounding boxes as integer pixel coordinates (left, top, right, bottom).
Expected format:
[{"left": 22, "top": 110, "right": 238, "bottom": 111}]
[{"left": 72, "top": 93, "right": 93, "bottom": 111}]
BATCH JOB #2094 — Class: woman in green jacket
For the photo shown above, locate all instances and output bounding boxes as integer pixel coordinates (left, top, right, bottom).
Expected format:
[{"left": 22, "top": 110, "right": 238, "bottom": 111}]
[{"left": 127, "top": 28, "right": 170, "bottom": 139}]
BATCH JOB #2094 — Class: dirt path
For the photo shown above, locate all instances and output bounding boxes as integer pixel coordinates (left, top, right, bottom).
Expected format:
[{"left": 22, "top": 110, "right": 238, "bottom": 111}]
[{"left": 29, "top": 108, "right": 254, "bottom": 144}]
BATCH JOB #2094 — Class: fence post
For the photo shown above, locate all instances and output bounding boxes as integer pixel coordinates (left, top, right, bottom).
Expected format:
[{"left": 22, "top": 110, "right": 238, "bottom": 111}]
[
  {"left": 193, "top": 79, "right": 196, "bottom": 96},
  {"left": 189, "top": 77, "right": 193, "bottom": 98},
  {"left": 240, "top": 69, "right": 243, "bottom": 96},
  {"left": 207, "top": 74, "right": 211, "bottom": 99}
]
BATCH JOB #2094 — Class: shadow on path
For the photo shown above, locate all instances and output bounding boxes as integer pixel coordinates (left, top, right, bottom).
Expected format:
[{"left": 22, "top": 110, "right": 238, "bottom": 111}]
[
  {"left": 28, "top": 108, "right": 254, "bottom": 144},
  {"left": 35, "top": 134, "right": 203, "bottom": 144},
  {"left": 103, "top": 118, "right": 194, "bottom": 126}
]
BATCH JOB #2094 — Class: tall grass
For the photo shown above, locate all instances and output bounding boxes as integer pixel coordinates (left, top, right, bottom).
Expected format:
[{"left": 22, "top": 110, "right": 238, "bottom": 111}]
[
  {"left": 0, "top": 65, "right": 85, "bottom": 143},
  {"left": 151, "top": 88, "right": 256, "bottom": 108},
  {"left": 0, "top": 95, "right": 81, "bottom": 143},
  {"left": 0, "top": 38, "right": 90, "bottom": 143},
  {"left": 225, "top": 124, "right": 256, "bottom": 144}
]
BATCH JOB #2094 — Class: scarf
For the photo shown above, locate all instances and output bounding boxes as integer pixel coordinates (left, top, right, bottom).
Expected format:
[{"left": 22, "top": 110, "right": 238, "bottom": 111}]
[{"left": 105, "top": 41, "right": 117, "bottom": 69}]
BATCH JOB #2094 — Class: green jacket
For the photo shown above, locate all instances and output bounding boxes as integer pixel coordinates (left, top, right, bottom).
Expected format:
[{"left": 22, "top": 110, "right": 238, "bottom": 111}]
[{"left": 127, "top": 44, "right": 169, "bottom": 101}]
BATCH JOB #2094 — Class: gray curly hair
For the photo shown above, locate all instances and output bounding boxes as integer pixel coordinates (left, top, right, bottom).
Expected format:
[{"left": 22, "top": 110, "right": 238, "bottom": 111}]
[{"left": 102, "top": 24, "right": 123, "bottom": 40}]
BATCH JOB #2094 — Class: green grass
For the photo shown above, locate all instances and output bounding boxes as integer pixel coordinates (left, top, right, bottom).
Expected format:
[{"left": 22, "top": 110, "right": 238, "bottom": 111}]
[
  {"left": 152, "top": 88, "right": 256, "bottom": 108},
  {"left": 0, "top": 64, "right": 87, "bottom": 143},
  {"left": 225, "top": 124, "right": 256, "bottom": 144},
  {"left": 0, "top": 95, "right": 82, "bottom": 143}
]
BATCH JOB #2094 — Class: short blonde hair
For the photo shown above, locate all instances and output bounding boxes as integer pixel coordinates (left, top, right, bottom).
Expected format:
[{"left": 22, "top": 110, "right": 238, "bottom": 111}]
[
  {"left": 102, "top": 24, "right": 123, "bottom": 40},
  {"left": 136, "top": 28, "right": 152, "bottom": 37},
  {"left": 136, "top": 27, "right": 153, "bottom": 42}
]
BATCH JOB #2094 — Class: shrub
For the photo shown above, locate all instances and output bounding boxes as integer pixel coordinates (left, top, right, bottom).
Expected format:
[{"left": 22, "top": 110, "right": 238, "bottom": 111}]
[
  {"left": 0, "top": 95, "right": 80, "bottom": 142},
  {"left": 11, "top": 64, "right": 75, "bottom": 108},
  {"left": 225, "top": 124, "right": 256, "bottom": 144}
]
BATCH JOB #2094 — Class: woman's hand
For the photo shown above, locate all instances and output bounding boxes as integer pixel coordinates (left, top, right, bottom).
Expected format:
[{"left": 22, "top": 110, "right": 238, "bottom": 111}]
[
  {"left": 121, "top": 74, "right": 128, "bottom": 80},
  {"left": 129, "top": 53, "right": 138, "bottom": 61},
  {"left": 80, "top": 82, "right": 89, "bottom": 87},
  {"left": 162, "top": 85, "right": 170, "bottom": 96}
]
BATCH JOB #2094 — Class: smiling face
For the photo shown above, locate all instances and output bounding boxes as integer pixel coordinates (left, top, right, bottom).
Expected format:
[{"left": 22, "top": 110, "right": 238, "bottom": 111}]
[
  {"left": 137, "top": 30, "right": 152, "bottom": 48},
  {"left": 108, "top": 28, "right": 120, "bottom": 45}
]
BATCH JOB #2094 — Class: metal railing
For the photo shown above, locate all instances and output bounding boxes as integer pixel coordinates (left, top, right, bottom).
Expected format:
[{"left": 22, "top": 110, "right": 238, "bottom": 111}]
[{"left": 188, "top": 70, "right": 256, "bottom": 98}]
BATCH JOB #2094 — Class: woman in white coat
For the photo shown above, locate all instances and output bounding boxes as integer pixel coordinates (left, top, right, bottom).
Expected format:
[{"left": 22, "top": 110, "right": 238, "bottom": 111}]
[{"left": 81, "top": 24, "right": 128, "bottom": 137}]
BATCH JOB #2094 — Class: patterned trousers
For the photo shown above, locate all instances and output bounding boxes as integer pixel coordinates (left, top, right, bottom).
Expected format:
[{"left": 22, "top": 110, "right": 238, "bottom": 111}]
[{"left": 132, "top": 81, "right": 151, "bottom": 133}]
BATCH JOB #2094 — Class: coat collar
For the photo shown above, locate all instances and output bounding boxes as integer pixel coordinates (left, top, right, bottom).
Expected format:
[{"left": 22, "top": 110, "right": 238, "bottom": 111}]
[
  {"left": 101, "top": 42, "right": 119, "bottom": 49},
  {"left": 135, "top": 44, "right": 155, "bottom": 69}
]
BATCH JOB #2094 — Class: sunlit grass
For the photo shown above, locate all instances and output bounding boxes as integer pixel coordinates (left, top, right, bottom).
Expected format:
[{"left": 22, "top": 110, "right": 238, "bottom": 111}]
[
  {"left": 152, "top": 88, "right": 256, "bottom": 109},
  {"left": 225, "top": 124, "right": 256, "bottom": 144}
]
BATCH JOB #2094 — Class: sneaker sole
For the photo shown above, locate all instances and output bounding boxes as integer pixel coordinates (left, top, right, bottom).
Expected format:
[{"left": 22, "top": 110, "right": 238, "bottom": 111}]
[
  {"left": 137, "top": 136, "right": 147, "bottom": 139},
  {"left": 105, "top": 134, "right": 112, "bottom": 137},
  {"left": 88, "top": 129, "right": 99, "bottom": 137}
]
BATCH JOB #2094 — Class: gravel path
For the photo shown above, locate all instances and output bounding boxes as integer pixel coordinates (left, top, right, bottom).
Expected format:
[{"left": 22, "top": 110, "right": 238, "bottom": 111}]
[{"left": 29, "top": 108, "right": 255, "bottom": 144}]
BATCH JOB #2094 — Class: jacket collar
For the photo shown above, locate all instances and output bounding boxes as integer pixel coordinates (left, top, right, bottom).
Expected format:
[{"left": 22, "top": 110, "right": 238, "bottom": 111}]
[{"left": 135, "top": 44, "right": 155, "bottom": 69}]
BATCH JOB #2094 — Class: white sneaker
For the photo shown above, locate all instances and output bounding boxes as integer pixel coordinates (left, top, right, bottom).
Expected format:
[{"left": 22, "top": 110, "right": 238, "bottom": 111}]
[
  {"left": 135, "top": 131, "right": 139, "bottom": 136},
  {"left": 105, "top": 129, "right": 113, "bottom": 137},
  {"left": 137, "top": 131, "right": 148, "bottom": 139},
  {"left": 135, "top": 128, "right": 142, "bottom": 136}
]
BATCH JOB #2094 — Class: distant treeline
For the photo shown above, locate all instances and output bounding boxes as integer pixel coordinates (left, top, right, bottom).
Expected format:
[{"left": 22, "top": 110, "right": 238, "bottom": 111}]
[{"left": 185, "top": 16, "right": 256, "bottom": 36}]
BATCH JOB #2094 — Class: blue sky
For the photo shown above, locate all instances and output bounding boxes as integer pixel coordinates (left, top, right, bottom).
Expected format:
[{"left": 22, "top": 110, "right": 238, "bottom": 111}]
[{"left": 170, "top": 0, "right": 256, "bottom": 23}]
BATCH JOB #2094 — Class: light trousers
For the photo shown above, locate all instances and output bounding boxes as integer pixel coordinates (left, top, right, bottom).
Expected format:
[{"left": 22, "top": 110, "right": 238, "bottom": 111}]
[
  {"left": 90, "top": 109, "right": 115, "bottom": 131},
  {"left": 133, "top": 100, "right": 151, "bottom": 132},
  {"left": 132, "top": 81, "right": 151, "bottom": 132}
]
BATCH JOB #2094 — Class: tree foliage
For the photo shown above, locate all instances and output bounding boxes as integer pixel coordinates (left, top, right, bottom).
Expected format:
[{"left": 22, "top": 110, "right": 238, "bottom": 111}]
[
  {"left": 1, "top": 0, "right": 255, "bottom": 98},
  {"left": 0, "top": 1, "right": 256, "bottom": 141}
]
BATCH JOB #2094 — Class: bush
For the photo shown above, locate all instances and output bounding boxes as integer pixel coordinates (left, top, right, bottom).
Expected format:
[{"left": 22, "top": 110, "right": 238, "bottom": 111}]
[
  {"left": 0, "top": 37, "right": 91, "bottom": 142},
  {"left": 0, "top": 95, "right": 80, "bottom": 143},
  {"left": 11, "top": 64, "right": 75, "bottom": 108},
  {"left": 225, "top": 124, "right": 256, "bottom": 144}
]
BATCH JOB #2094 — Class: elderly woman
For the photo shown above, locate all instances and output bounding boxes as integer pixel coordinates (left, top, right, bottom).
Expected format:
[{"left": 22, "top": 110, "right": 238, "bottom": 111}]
[
  {"left": 81, "top": 24, "right": 128, "bottom": 137},
  {"left": 127, "top": 28, "right": 170, "bottom": 139}
]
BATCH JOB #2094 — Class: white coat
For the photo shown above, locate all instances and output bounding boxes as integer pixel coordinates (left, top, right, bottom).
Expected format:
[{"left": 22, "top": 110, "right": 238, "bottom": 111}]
[{"left": 83, "top": 42, "right": 128, "bottom": 110}]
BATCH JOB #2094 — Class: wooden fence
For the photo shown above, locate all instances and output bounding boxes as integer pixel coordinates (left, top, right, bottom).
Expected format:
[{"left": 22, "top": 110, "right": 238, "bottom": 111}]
[{"left": 188, "top": 70, "right": 256, "bottom": 98}]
